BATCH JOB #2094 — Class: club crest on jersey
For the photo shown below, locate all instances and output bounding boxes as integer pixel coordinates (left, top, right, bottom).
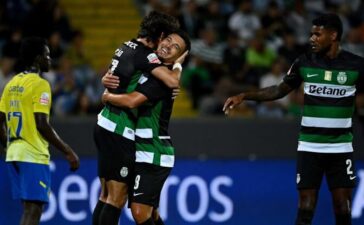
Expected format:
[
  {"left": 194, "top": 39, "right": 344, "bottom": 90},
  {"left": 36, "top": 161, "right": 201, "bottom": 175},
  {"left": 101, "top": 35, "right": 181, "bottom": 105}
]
[
  {"left": 337, "top": 72, "right": 347, "bottom": 84},
  {"left": 39, "top": 92, "right": 50, "bottom": 105},
  {"left": 120, "top": 167, "right": 128, "bottom": 177},
  {"left": 147, "top": 53, "right": 161, "bottom": 64}
]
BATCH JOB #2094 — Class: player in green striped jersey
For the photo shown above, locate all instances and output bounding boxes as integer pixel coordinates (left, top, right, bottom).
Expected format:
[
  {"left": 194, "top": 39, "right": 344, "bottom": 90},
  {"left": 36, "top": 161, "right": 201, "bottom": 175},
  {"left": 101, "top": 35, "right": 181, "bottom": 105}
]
[
  {"left": 224, "top": 13, "right": 364, "bottom": 225},
  {"left": 92, "top": 11, "right": 184, "bottom": 225},
  {"left": 102, "top": 29, "right": 190, "bottom": 225}
]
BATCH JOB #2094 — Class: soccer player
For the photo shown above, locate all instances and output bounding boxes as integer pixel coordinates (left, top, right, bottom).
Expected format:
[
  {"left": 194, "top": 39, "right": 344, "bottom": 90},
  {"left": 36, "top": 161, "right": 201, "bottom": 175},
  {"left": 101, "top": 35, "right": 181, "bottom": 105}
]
[
  {"left": 93, "top": 11, "right": 185, "bottom": 225},
  {"left": 223, "top": 13, "right": 364, "bottom": 225},
  {"left": 0, "top": 37, "right": 80, "bottom": 225},
  {"left": 102, "top": 29, "right": 190, "bottom": 225}
]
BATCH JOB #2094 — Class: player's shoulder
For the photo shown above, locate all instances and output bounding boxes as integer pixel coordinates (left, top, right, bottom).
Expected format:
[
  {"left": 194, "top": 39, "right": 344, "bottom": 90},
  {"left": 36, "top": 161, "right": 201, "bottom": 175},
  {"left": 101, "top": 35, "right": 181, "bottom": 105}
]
[
  {"left": 339, "top": 50, "right": 364, "bottom": 63},
  {"left": 122, "top": 39, "right": 149, "bottom": 52},
  {"left": 29, "top": 73, "right": 50, "bottom": 88}
]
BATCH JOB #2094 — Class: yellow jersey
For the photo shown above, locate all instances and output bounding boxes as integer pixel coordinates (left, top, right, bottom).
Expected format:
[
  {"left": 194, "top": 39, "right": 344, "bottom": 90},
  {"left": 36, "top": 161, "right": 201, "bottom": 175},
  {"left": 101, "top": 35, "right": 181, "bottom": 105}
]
[{"left": 0, "top": 72, "right": 52, "bottom": 165}]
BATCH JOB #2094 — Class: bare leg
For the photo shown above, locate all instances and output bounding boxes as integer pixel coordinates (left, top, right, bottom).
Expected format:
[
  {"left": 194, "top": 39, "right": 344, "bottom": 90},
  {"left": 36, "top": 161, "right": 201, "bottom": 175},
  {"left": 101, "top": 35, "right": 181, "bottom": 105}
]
[
  {"left": 331, "top": 188, "right": 352, "bottom": 225},
  {"left": 295, "top": 189, "right": 318, "bottom": 225},
  {"left": 20, "top": 201, "right": 44, "bottom": 225}
]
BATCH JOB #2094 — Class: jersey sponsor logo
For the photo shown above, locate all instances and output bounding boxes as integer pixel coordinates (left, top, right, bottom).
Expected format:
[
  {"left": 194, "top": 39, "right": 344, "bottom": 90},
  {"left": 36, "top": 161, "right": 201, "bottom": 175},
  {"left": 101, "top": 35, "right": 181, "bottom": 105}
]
[
  {"left": 350, "top": 176, "right": 356, "bottom": 180},
  {"left": 296, "top": 173, "right": 301, "bottom": 184},
  {"left": 304, "top": 82, "right": 356, "bottom": 98},
  {"left": 308, "top": 85, "right": 346, "bottom": 96},
  {"left": 147, "top": 53, "right": 161, "bottom": 64},
  {"left": 120, "top": 167, "right": 128, "bottom": 177},
  {"left": 124, "top": 41, "right": 138, "bottom": 49},
  {"left": 307, "top": 73, "right": 319, "bottom": 78},
  {"left": 9, "top": 85, "right": 24, "bottom": 93},
  {"left": 337, "top": 72, "right": 347, "bottom": 84},
  {"left": 40, "top": 92, "right": 50, "bottom": 105}
]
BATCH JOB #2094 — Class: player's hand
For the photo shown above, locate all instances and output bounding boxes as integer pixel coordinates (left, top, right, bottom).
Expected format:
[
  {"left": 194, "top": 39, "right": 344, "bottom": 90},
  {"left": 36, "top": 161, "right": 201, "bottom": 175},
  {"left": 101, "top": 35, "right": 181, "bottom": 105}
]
[
  {"left": 65, "top": 148, "right": 80, "bottom": 172},
  {"left": 102, "top": 71, "right": 119, "bottom": 89},
  {"left": 223, "top": 94, "right": 245, "bottom": 115},
  {"left": 172, "top": 87, "right": 180, "bottom": 99},
  {"left": 175, "top": 50, "right": 189, "bottom": 65}
]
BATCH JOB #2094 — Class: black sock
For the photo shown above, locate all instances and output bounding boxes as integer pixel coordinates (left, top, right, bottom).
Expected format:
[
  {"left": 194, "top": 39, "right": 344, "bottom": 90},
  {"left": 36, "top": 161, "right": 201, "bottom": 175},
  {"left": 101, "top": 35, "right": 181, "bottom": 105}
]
[
  {"left": 138, "top": 217, "right": 155, "bottom": 225},
  {"left": 99, "top": 203, "right": 121, "bottom": 225},
  {"left": 335, "top": 213, "right": 351, "bottom": 225},
  {"left": 154, "top": 216, "right": 165, "bottom": 225},
  {"left": 92, "top": 200, "right": 105, "bottom": 225},
  {"left": 295, "top": 209, "right": 314, "bottom": 225}
]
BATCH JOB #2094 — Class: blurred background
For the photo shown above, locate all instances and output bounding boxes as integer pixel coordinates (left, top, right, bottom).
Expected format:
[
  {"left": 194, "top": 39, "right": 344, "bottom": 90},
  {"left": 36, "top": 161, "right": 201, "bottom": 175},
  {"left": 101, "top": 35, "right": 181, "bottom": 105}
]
[{"left": 0, "top": 0, "right": 364, "bottom": 224}]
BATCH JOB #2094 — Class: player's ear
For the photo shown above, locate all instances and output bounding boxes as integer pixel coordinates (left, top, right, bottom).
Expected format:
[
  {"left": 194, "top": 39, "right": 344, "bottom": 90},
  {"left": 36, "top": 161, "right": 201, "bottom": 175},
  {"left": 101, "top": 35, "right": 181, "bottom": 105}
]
[{"left": 331, "top": 31, "right": 338, "bottom": 41}]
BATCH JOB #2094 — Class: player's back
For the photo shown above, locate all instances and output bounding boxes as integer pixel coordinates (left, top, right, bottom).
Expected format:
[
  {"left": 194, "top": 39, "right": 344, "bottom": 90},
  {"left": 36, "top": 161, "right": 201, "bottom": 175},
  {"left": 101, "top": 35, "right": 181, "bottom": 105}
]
[{"left": 0, "top": 72, "right": 51, "bottom": 164}]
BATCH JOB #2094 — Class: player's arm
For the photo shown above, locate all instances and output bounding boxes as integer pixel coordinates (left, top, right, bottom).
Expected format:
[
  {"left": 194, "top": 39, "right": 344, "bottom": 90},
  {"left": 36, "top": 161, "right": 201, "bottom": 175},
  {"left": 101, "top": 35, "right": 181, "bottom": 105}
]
[
  {"left": 34, "top": 113, "right": 79, "bottom": 171},
  {"left": 103, "top": 91, "right": 147, "bottom": 109},
  {"left": 150, "top": 51, "right": 188, "bottom": 88},
  {"left": 33, "top": 80, "right": 79, "bottom": 171},
  {"left": 102, "top": 51, "right": 188, "bottom": 89},
  {"left": 101, "top": 65, "right": 182, "bottom": 91},
  {"left": 101, "top": 66, "right": 182, "bottom": 89},
  {"left": 223, "top": 57, "right": 302, "bottom": 114},
  {"left": 223, "top": 81, "right": 294, "bottom": 113},
  {"left": 0, "top": 112, "right": 7, "bottom": 149}
]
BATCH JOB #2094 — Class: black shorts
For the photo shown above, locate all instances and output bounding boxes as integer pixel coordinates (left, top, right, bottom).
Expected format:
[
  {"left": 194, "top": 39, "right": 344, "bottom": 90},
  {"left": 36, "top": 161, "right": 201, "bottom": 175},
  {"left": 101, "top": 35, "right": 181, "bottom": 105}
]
[
  {"left": 130, "top": 162, "right": 171, "bottom": 208},
  {"left": 296, "top": 151, "right": 356, "bottom": 190},
  {"left": 93, "top": 125, "right": 135, "bottom": 184}
]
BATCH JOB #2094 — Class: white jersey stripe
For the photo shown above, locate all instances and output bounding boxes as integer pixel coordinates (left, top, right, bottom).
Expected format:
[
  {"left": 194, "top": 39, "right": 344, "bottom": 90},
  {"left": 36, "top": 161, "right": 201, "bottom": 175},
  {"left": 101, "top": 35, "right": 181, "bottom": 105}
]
[
  {"left": 298, "top": 141, "right": 353, "bottom": 153},
  {"left": 301, "top": 116, "right": 352, "bottom": 128},
  {"left": 135, "top": 151, "right": 154, "bottom": 164},
  {"left": 135, "top": 128, "right": 153, "bottom": 138},
  {"left": 97, "top": 113, "right": 116, "bottom": 132},
  {"left": 160, "top": 155, "right": 174, "bottom": 167}
]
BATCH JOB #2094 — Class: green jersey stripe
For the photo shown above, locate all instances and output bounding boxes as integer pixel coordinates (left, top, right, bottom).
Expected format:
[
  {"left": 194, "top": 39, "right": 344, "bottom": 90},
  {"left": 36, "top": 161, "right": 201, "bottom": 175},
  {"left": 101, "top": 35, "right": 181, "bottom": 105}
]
[
  {"left": 303, "top": 105, "right": 354, "bottom": 118},
  {"left": 300, "top": 67, "right": 359, "bottom": 85},
  {"left": 299, "top": 133, "right": 353, "bottom": 143}
]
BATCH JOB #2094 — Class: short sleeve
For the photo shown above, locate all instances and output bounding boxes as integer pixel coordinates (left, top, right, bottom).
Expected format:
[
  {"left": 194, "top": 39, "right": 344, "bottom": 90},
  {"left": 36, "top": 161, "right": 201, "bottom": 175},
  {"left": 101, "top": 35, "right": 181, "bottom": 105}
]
[
  {"left": 135, "top": 49, "right": 163, "bottom": 73},
  {"left": 33, "top": 79, "right": 52, "bottom": 114},
  {"left": 283, "top": 57, "right": 303, "bottom": 89},
  {"left": 135, "top": 75, "right": 169, "bottom": 102}
]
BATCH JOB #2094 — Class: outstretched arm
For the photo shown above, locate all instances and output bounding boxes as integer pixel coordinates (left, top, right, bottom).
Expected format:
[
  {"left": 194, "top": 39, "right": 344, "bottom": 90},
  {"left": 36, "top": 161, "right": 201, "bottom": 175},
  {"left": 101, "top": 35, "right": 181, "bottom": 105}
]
[
  {"left": 223, "top": 82, "right": 294, "bottom": 114},
  {"left": 35, "top": 113, "right": 80, "bottom": 171},
  {"left": 102, "top": 91, "right": 147, "bottom": 109}
]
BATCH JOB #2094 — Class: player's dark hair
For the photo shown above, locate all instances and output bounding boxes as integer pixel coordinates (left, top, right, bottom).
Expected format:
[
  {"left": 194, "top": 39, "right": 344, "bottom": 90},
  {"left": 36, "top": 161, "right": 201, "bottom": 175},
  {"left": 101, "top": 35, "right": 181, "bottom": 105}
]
[
  {"left": 174, "top": 29, "right": 191, "bottom": 52},
  {"left": 312, "top": 13, "right": 343, "bottom": 41},
  {"left": 138, "top": 11, "right": 180, "bottom": 45},
  {"left": 19, "top": 37, "right": 47, "bottom": 68}
]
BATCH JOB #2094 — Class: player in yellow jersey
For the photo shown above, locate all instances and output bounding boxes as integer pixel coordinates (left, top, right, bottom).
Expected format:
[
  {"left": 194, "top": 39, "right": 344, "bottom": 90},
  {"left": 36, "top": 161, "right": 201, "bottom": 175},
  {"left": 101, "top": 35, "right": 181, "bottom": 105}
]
[{"left": 0, "top": 37, "right": 80, "bottom": 225}]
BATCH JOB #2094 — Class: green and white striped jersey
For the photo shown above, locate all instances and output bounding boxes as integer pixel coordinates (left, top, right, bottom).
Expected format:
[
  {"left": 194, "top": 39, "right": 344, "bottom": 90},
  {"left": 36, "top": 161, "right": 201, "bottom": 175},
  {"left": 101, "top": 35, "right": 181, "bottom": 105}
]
[
  {"left": 283, "top": 50, "right": 364, "bottom": 153},
  {"left": 134, "top": 74, "right": 175, "bottom": 167},
  {"left": 97, "top": 39, "right": 162, "bottom": 140}
]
